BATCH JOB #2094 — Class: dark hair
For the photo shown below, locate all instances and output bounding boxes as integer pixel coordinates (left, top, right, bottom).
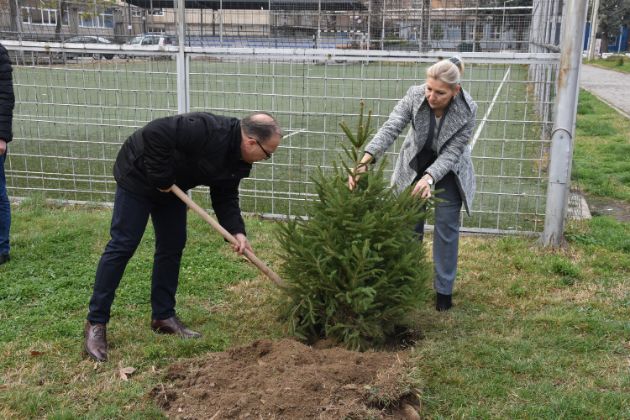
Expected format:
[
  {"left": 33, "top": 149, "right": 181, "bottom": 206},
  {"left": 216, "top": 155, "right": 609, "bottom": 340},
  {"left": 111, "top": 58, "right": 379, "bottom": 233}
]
[{"left": 241, "top": 112, "right": 283, "bottom": 142}]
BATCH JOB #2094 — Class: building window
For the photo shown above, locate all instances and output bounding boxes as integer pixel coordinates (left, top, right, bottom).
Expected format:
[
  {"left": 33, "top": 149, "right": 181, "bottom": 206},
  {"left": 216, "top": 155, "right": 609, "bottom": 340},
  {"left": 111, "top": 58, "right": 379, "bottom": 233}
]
[
  {"left": 21, "top": 7, "right": 62, "bottom": 26},
  {"left": 44, "top": 9, "right": 57, "bottom": 25},
  {"left": 150, "top": 9, "right": 165, "bottom": 16},
  {"left": 79, "top": 10, "right": 114, "bottom": 28},
  {"left": 21, "top": 7, "right": 30, "bottom": 24}
]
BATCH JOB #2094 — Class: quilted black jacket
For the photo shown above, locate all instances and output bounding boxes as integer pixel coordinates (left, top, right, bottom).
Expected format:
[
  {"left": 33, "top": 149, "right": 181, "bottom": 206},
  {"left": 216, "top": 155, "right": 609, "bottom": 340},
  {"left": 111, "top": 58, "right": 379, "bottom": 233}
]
[
  {"left": 0, "top": 42, "right": 14, "bottom": 143},
  {"left": 114, "top": 112, "right": 252, "bottom": 235}
]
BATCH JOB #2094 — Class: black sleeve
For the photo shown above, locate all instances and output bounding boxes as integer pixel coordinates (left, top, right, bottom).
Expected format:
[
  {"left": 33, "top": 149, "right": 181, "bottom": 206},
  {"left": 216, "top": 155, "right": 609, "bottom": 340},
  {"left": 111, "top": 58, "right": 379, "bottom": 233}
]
[
  {"left": 209, "top": 180, "right": 246, "bottom": 236},
  {"left": 0, "top": 44, "right": 15, "bottom": 143},
  {"left": 142, "top": 118, "right": 178, "bottom": 189}
]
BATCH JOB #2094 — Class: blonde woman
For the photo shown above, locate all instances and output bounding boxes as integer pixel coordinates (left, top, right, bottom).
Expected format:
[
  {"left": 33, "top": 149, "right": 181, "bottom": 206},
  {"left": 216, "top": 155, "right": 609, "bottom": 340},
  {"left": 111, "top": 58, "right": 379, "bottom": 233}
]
[{"left": 350, "top": 58, "right": 477, "bottom": 311}]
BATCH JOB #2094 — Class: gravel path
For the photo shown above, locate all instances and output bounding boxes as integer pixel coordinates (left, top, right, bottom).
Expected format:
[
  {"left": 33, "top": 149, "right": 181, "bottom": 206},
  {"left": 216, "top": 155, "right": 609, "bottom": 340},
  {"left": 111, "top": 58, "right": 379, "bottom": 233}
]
[{"left": 580, "top": 64, "right": 630, "bottom": 118}]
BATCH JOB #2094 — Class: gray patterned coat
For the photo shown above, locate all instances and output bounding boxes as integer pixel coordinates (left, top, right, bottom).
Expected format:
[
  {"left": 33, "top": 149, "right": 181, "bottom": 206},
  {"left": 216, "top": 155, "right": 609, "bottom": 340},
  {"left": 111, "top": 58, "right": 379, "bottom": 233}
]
[{"left": 365, "top": 84, "right": 477, "bottom": 214}]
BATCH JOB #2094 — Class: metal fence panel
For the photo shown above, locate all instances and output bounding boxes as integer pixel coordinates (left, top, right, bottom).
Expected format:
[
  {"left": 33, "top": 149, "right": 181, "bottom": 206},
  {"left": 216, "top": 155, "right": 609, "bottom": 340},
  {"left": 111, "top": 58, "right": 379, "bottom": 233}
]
[{"left": 0, "top": 0, "right": 566, "bottom": 235}]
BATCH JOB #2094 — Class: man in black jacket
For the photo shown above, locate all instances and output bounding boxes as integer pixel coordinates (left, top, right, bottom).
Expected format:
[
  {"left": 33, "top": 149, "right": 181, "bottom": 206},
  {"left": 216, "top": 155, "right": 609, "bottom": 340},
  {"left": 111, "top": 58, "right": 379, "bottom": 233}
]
[
  {"left": 0, "top": 42, "right": 15, "bottom": 266},
  {"left": 85, "top": 111, "right": 282, "bottom": 362}
]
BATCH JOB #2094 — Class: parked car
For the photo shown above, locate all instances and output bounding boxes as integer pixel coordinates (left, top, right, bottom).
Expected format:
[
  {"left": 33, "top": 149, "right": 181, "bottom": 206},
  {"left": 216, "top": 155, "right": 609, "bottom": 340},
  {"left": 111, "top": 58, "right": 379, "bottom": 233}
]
[
  {"left": 62, "top": 35, "right": 115, "bottom": 60},
  {"left": 119, "top": 34, "right": 176, "bottom": 59},
  {"left": 126, "top": 34, "right": 176, "bottom": 47}
]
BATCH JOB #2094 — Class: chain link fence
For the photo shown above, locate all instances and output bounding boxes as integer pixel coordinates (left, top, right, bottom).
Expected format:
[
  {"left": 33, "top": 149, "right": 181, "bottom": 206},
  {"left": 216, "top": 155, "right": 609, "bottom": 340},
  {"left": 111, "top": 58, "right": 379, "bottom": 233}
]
[{"left": 0, "top": 0, "right": 568, "bottom": 234}]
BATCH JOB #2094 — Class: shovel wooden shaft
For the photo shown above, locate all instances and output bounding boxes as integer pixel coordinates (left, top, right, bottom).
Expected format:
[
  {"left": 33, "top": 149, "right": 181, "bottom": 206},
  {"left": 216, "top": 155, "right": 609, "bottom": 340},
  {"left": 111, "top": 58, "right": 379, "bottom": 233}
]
[{"left": 171, "top": 185, "right": 284, "bottom": 287}]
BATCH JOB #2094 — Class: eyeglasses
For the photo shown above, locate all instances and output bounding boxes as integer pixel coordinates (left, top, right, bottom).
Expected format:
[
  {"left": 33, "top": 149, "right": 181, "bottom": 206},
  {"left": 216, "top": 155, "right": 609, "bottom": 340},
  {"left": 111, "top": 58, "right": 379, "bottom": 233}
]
[{"left": 254, "top": 138, "right": 273, "bottom": 160}]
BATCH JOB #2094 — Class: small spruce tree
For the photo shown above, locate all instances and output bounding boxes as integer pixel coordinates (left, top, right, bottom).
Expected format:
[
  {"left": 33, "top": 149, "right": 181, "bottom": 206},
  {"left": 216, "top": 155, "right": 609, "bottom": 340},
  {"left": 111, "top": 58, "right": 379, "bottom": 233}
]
[{"left": 275, "top": 103, "right": 432, "bottom": 350}]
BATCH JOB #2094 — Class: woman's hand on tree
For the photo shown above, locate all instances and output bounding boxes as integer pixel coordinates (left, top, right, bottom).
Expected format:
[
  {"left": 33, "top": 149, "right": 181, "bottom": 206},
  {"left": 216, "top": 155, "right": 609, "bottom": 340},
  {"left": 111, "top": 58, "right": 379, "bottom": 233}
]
[
  {"left": 348, "top": 163, "right": 368, "bottom": 190},
  {"left": 412, "top": 177, "right": 432, "bottom": 199}
]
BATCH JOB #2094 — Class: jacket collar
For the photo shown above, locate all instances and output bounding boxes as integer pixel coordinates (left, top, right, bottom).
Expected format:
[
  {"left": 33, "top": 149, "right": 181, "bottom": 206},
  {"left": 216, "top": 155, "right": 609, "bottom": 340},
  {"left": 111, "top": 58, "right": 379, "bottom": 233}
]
[{"left": 229, "top": 120, "right": 248, "bottom": 165}]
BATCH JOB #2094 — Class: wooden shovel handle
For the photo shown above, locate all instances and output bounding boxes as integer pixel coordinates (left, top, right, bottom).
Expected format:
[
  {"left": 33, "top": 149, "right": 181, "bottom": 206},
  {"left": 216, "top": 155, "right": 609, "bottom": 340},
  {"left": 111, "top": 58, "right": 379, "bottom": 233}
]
[{"left": 171, "top": 185, "right": 284, "bottom": 287}]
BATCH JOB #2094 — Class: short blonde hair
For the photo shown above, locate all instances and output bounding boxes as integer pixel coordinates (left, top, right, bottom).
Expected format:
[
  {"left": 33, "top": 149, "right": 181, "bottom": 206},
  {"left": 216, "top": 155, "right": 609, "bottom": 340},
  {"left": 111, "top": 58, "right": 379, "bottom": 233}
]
[{"left": 426, "top": 59, "right": 461, "bottom": 88}]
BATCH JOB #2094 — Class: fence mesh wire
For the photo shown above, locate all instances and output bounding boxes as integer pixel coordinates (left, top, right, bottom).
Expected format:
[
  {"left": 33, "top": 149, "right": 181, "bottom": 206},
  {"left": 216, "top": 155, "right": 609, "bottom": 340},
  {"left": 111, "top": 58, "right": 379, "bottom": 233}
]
[
  {"left": 1, "top": 0, "right": 566, "bottom": 234},
  {"left": 2, "top": 0, "right": 537, "bottom": 51}
]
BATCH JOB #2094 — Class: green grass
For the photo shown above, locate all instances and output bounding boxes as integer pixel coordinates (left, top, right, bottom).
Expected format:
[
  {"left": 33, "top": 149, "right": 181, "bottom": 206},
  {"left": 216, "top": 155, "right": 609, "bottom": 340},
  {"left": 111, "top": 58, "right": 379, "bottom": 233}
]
[
  {"left": 573, "top": 90, "right": 630, "bottom": 201},
  {"left": 0, "top": 197, "right": 285, "bottom": 418},
  {"left": 586, "top": 55, "right": 630, "bottom": 74},
  {"left": 413, "top": 228, "right": 629, "bottom": 417},
  {"left": 0, "top": 199, "right": 628, "bottom": 418},
  {"left": 1, "top": 56, "right": 628, "bottom": 419},
  {"left": 1, "top": 89, "right": 628, "bottom": 416},
  {"left": 9, "top": 59, "right": 548, "bottom": 231}
]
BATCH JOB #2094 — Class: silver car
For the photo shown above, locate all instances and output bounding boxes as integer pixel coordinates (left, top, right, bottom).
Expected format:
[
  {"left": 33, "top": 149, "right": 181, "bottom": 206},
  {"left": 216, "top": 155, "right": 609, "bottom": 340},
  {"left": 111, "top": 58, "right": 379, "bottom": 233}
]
[{"left": 62, "top": 35, "right": 114, "bottom": 60}]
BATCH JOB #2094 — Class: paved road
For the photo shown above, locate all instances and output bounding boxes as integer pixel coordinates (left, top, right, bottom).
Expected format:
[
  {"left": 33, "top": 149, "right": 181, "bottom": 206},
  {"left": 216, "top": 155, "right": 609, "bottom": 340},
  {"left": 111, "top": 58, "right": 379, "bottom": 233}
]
[
  {"left": 577, "top": 64, "right": 630, "bottom": 223},
  {"left": 580, "top": 64, "right": 630, "bottom": 118}
]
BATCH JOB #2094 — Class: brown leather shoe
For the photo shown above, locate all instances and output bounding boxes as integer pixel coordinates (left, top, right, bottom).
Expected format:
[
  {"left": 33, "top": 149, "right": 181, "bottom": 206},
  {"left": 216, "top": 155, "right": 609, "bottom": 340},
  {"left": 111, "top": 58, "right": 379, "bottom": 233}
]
[
  {"left": 84, "top": 321, "right": 108, "bottom": 362},
  {"left": 151, "top": 316, "right": 201, "bottom": 339}
]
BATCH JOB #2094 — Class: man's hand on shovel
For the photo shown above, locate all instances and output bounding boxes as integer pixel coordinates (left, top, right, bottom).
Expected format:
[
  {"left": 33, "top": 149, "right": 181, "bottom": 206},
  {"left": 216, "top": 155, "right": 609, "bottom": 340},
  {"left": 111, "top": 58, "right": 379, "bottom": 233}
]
[
  {"left": 169, "top": 185, "right": 252, "bottom": 256},
  {"left": 232, "top": 233, "right": 253, "bottom": 255},
  {"left": 168, "top": 185, "right": 285, "bottom": 287}
]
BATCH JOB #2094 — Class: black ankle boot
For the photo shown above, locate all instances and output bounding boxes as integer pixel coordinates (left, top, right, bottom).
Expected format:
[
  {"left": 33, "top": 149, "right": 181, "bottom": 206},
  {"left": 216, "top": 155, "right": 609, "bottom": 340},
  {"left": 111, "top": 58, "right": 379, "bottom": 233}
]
[{"left": 436, "top": 293, "right": 453, "bottom": 311}]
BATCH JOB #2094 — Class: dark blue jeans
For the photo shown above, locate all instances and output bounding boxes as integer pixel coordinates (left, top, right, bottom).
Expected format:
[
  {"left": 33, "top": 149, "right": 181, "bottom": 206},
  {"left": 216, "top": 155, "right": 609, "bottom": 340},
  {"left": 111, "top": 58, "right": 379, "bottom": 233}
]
[
  {"left": 0, "top": 152, "right": 10, "bottom": 256},
  {"left": 87, "top": 186, "right": 187, "bottom": 324},
  {"left": 415, "top": 171, "right": 463, "bottom": 295}
]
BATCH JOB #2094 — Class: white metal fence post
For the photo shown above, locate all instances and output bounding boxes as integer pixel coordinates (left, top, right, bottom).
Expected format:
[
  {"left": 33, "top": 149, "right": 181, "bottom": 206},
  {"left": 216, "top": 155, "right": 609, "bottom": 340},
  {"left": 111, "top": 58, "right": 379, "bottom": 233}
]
[
  {"left": 176, "top": 0, "right": 189, "bottom": 114},
  {"left": 542, "top": 0, "right": 588, "bottom": 247}
]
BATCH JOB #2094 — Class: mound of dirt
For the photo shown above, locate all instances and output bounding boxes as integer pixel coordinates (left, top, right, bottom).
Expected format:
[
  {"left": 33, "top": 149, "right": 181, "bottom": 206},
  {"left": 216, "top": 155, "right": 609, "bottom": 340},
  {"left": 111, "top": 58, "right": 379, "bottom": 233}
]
[{"left": 152, "top": 339, "right": 421, "bottom": 419}]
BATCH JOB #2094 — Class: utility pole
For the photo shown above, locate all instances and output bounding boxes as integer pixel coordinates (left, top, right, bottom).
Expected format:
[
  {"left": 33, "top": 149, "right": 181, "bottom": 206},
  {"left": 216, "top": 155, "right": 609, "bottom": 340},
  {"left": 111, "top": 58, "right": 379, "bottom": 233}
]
[
  {"left": 317, "top": 0, "right": 321, "bottom": 49},
  {"left": 380, "top": 0, "right": 385, "bottom": 50},
  {"left": 149, "top": 0, "right": 153, "bottom": 33},
  {"left": 219, "top": 0, "right": 223, "bottom": 46},
  {"left": 367, "top": 0, "right": 371, "bottom": 51},
  {"left": 587, "top": 0, "right": 600, "bottom": 60}
]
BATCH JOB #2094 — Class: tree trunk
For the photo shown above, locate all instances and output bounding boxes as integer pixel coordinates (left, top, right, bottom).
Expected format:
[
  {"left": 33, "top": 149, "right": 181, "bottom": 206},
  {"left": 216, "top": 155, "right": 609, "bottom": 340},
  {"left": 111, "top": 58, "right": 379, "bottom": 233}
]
[
  {"left": 9, "top": 0, "right": 18, "bottom": 35},
  {"left": 55, "top": 1, "right": 67, "bottom": 41},
  {"left": 420, "top": 0, "right": 431, "bottom": 52},
  {"left": 601, "top": 30, "right": 609, "bottom": 53},
  {"left": 459, "top": 18, "right": 467, "bottom": 51},
  {"left": 369, "top": 0, "right": 383, "bottom": 48}
]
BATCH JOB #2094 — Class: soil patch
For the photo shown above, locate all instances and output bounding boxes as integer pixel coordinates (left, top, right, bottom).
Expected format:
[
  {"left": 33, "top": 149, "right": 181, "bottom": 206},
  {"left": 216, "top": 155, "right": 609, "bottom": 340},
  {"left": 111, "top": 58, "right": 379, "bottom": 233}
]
[
  {"left": 585, "top": 194, "right": 630, "bottom": 222},
  {"left": 152, "top": 339, "right": 421, "bottom": 419}
]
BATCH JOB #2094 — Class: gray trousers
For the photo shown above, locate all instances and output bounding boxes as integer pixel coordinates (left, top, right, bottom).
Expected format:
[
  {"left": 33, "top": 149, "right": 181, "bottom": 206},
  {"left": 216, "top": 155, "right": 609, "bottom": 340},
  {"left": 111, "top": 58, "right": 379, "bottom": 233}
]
[{"left": 415, "top": 171, "right": 462, "bottom": 295}]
